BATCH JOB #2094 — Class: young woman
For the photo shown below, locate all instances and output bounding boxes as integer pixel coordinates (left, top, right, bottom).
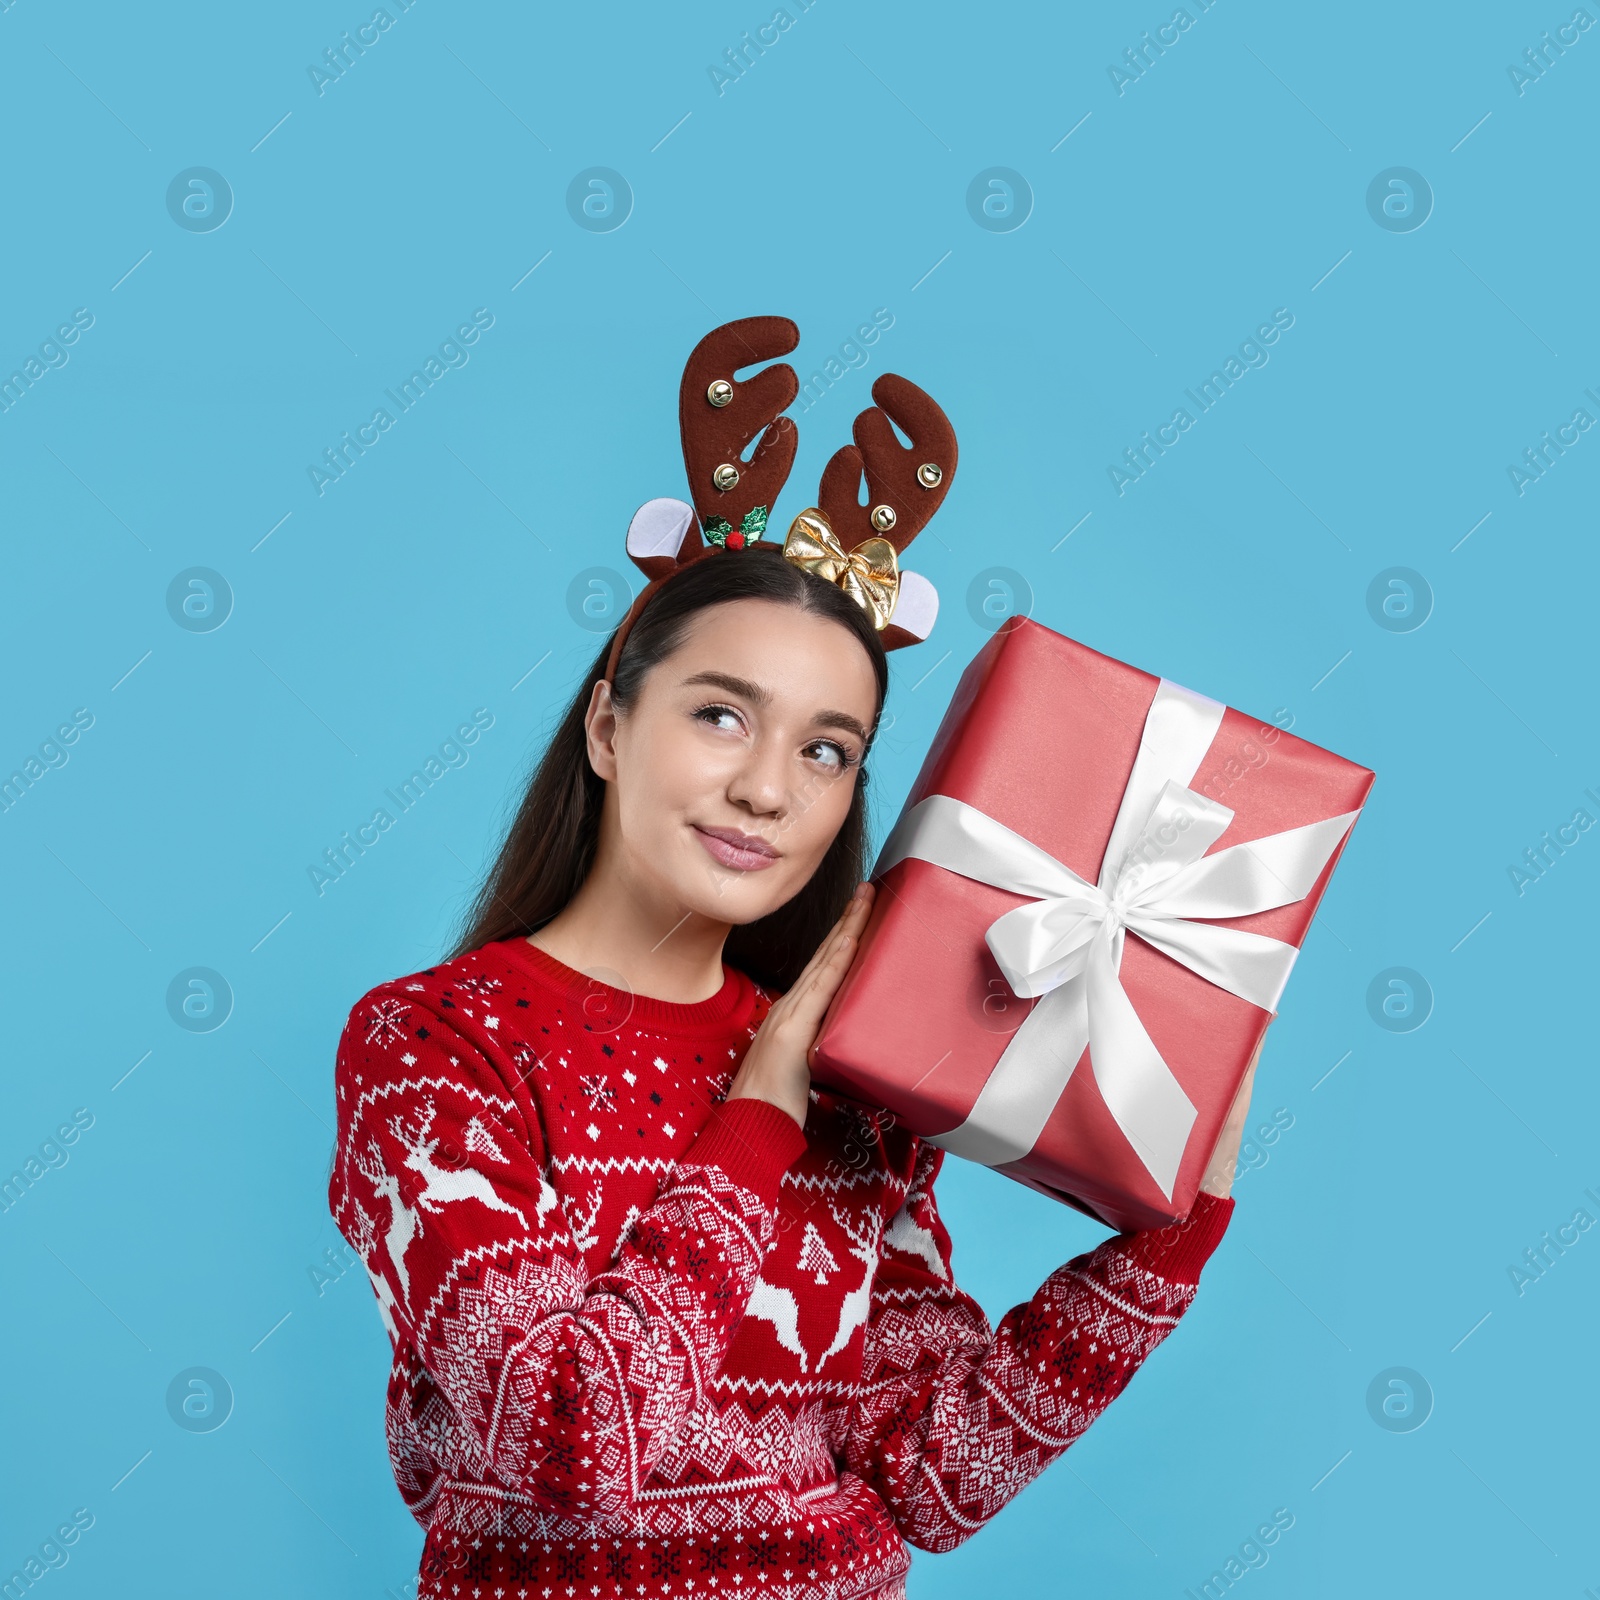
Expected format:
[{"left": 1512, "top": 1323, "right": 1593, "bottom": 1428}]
[{"left": 328, "top": 321, "right": 1254, "bottom": 1600}]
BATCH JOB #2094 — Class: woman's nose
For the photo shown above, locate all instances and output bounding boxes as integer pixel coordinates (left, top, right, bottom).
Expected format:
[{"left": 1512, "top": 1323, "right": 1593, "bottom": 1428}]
[{"left": 727, "top": 739, "right": 790, "bottom": 817}]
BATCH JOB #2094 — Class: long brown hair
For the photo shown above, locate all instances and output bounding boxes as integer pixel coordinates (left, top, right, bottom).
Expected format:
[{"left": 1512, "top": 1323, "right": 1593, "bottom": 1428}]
[{"left": 447, "top": 544, "right": 889, "bottom": 992}]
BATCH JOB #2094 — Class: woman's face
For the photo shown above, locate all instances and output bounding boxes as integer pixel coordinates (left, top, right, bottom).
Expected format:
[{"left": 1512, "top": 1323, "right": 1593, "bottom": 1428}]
[{"left": 588, "top": 598, "right": 880, "bottom": 928}]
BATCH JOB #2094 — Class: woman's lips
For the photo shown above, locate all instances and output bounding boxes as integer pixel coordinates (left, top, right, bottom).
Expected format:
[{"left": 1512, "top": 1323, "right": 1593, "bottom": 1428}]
[{"left": 692, "top": 824, "right": 780, "bottom": 872}]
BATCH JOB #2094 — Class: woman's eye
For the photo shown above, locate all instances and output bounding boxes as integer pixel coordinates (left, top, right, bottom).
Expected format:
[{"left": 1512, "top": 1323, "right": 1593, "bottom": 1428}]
[
  {"left": 694, "top": 704, "right": 743, "bottom": 733},
  {"left": 805, "top": 740, "right": 854, "bottom": 771}
]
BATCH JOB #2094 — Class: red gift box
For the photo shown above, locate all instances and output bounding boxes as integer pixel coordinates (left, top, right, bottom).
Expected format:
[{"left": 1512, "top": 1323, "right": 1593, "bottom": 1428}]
[{"left": 812, "top": 617, "right": 1374, "bottom": 1232}]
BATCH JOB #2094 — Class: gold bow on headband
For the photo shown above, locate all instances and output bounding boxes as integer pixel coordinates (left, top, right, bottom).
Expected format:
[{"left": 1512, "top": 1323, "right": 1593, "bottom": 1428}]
[{"left": 781, "top": 508, "right": 900, "bottom": 630}]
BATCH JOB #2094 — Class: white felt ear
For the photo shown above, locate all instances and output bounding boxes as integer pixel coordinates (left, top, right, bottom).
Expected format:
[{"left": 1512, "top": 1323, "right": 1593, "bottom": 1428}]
[
  {"left": 627, "top": 498, "right": 696, "bottom": 561},
  {"left": 891, "top": 569, "right": 939, "bottom": 642}
]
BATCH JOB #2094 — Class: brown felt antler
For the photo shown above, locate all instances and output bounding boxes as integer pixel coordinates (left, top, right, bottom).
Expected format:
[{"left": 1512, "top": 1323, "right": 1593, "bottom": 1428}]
[
  {"left": 603, "top": 317, "right": 800, "bottom": 679},
  {"left": 678, "top": 315, "right": 800, "bottom": 544},
  {"left": 817, "top": 374, "right": 958, "bottom": 558},
  {"left": 810, "top": 373, "right": 958, "bottom": 651}
]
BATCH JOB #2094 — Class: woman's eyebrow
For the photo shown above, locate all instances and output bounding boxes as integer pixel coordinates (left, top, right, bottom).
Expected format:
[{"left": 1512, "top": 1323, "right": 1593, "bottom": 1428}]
[
  {"left": 813, "top": 709, "right": 872, "bottom": 744},
  {"left": 680, "top": 669, "right": 770, "bottom": 706},
  {"left": 679, "top": 670, "right": 871, "bottom": 746}
]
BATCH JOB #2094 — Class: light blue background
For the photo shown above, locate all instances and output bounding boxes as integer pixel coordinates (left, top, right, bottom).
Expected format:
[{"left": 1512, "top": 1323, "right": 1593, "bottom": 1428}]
[{"left": 3, "top": 1, "right": 1595, "bottom": 1595}]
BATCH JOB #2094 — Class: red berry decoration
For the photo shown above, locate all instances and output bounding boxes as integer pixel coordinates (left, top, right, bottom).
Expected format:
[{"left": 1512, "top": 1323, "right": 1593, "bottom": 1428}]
[{"left": 727, "top": 531, "right": 745, "bottom": 549}]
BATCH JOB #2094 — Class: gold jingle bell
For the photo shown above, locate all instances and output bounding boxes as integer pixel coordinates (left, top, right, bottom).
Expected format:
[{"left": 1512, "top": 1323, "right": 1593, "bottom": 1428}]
[
  {"left": 917, "top": 462, "right": 943, "bottom": 488},
  {"left": 706, "top": 379, "right": 734, "bottom": 408},
  {"left": 870, "top": 504, "right": 897, "bottom": 533},
  {"left": 712, "top": 462, "right": 740, "bottom": 491}
]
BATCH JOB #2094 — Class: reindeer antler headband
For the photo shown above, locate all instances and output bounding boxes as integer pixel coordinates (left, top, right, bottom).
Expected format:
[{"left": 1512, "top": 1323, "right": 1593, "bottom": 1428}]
[{"left": 602, "top": 315, "right": 958, "bottom": 683}]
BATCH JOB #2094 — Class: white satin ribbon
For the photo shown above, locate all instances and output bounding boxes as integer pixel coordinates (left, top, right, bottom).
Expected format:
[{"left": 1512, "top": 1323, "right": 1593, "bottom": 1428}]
[{"left": 872, "top": 680, "right": 1358, "bottom": 1200}]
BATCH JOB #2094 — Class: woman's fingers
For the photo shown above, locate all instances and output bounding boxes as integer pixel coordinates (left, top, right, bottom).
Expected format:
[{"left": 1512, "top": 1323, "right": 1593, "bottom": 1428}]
[
  {"left": 800, "top": 883, "right": 866, "bottom": 964},
  {"left": 1227, "top": 1058, "right": 1258, "bottom": 1131},
  {"left": 782, "top": 883, "right": 874, "bottom": 1000},
  {"left": 786, "top": 892, "right": 872, "bottom": 1027},
  {"left": 795, "top": 922, "right": 867, "bottom": 1069},
  {"left": 813, "top": 884, "right": 873, "bottom": 982},
  {"left": 780, "top": 916, "right": 843, "bottom": 1003},
  {"left": 779, "top": 885, "right": 873, "bottom": 1022},
  {"left": 1198, "top": 1049, "right": 1263, "bottom": 1198},
  {"left": 727, "top": 884, "right": 874, "bottom": 1127}
]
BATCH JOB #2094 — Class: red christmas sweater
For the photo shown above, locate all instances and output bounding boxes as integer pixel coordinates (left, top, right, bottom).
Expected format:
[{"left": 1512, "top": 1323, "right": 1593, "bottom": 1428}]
[{"left": 328, "top": 933, "right": 1234, "bottom": 1599}]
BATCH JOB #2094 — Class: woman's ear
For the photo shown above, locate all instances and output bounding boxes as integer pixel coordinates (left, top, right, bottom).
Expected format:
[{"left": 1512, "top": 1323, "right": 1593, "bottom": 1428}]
[{"left": 585, "top": 678, "right": 621, "bottom": 782}]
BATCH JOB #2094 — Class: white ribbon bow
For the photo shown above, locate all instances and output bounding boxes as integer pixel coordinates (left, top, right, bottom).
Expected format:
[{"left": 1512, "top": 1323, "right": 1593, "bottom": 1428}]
[{"left": 873, "top": 679, "right": 1358, "bottom": 1201}]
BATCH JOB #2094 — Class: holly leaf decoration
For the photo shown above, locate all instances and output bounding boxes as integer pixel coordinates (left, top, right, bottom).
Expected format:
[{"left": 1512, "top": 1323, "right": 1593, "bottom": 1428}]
[
  {"left": 702, "top": 516, "right": 733, "bottom": 547},
  {"left": 740, "top": 505, "right": 769, "bottom": 540}
]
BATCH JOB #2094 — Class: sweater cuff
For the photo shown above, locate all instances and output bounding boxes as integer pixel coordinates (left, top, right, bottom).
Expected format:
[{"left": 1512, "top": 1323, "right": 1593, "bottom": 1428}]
[
  {"left": 683, "top": 1097, "right": 808, "bottom": 1209},
  {"left": 1120, "top": 1190, "right": 1236, "bottom": 1287}
]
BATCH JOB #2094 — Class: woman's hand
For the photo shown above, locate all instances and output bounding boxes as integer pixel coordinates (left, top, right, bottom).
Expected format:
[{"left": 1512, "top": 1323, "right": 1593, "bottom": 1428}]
[
  {"left": 1197, "top": 1024, "right": 1269, "bottom": 1199},
  {"left": 726, "top": 881, "right": 875, "bottom": 1129}
]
